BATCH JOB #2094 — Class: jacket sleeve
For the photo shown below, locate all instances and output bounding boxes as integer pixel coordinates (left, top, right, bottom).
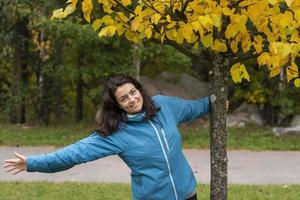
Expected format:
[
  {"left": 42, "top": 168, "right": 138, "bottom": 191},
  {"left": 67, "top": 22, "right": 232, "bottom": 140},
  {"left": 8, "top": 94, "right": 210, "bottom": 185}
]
[
  {"left": 163, "top": 95, "right": 211, "bottom": 125},
  {"left": 26, "top": 132, "right": 124, "bottom": 173}
]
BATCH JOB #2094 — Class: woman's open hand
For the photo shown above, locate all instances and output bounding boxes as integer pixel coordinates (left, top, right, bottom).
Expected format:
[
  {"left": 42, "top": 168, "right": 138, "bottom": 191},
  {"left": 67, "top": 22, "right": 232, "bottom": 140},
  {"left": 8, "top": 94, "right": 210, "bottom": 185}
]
[{"left": 3, "top": 151, "right": 27, "bottom": 175}]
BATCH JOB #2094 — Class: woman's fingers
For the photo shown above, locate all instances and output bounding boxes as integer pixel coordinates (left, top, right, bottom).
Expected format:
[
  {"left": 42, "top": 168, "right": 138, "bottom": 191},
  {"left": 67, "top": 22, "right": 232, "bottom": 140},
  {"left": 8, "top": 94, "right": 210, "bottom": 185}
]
[
  {"left": 3, "top": 152, "right": 27, "bottom": 175},
  {"left": 14, "top": 151, "right": 26, "bottom": 160},
  {"left": 5, "top": 166, "right": 18, "bottom": 173},
  {"left": 12, "top": 169, "right": 23, "bottom": 175},
  {"left": 5, "top": 159, "right": 19, "bottom": 164}
]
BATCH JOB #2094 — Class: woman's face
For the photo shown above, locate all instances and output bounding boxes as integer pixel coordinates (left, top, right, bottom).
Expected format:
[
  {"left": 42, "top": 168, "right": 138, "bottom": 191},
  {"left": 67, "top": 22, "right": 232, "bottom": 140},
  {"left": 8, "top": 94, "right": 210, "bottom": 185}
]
[{"left": 114, "top": 83, "right": 144, "bottom": 114}]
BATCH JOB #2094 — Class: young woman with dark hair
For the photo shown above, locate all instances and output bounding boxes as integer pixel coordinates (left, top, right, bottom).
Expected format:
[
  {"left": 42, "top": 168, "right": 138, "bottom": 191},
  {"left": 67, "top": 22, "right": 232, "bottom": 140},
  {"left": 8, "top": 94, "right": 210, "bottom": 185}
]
[{"left": 4, "top": 74, "right": 213, "bottom": 200}]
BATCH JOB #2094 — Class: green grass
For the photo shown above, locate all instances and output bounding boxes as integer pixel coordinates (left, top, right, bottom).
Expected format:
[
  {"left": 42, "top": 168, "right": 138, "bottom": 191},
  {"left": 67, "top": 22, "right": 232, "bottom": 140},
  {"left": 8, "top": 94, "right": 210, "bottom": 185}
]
[
  {"left": 1, "top": 123, "right": 300, "bottom": 150},
  {"left": 181, "top": 124, "right": 300, "bottom": 150},
  {"left": 1, "top": 181, "right": 299, "bottom": 200},
  {"left": 0, "top": 123, "right": 92, "bottom": 147}
]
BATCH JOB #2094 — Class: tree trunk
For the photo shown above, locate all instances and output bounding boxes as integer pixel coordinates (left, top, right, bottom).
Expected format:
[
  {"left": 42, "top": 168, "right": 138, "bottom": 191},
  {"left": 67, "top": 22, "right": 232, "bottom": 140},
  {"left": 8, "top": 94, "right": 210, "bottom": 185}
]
[
  {"left": 10, "top": 16, "right": 29, "bottom": 124},
  {"left": 36, "top": 29, "right": 51, "bottom": 125},
  {"left": 76, "top": 58, "right": 84, "bottom": 122},
  {"left": 53, "top": 40, "right": 64, "bottom": 123},
  {"left": 132, "top": 44, "right": 141, "bottom": 81},
  {"left": 209, "top": 53, "right": 229, "bottom": 200}
]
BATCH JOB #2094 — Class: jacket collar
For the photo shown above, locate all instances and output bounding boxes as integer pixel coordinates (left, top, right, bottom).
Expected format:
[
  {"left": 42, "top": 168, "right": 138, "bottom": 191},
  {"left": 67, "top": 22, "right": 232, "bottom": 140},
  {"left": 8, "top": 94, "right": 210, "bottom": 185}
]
[{"left": 126, "top": 112, "right": 146, "bottom": 122}]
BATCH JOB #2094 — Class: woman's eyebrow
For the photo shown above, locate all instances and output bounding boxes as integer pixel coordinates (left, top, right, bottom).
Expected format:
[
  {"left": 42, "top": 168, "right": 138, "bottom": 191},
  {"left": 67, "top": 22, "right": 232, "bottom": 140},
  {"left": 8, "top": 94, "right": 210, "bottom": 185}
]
[{"left": 119, "top": 88, "right": 136, "bottom": 100}]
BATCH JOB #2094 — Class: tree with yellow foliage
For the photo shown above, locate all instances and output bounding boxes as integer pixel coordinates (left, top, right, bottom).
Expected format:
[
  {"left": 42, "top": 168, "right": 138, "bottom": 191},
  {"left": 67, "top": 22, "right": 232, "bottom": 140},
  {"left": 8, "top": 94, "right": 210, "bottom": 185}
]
[{"left": 52, "top": 0, "right": 300, "bottom": 199}]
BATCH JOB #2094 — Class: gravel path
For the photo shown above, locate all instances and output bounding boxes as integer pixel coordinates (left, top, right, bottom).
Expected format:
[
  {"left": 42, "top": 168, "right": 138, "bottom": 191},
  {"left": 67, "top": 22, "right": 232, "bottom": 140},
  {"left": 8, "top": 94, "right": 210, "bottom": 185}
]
[{"left": 1, "top": 147, "right": 300, "bottom": 184}]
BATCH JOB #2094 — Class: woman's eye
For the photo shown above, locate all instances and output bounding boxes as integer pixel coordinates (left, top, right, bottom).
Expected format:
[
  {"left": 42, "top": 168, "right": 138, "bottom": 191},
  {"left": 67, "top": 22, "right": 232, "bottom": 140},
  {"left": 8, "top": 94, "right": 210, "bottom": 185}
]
[
  {"left": 120, "top": 98, "right": 127, "bottom": 103},
  {"left": 131, "top": 90, "right": 136, "bottom": 95}
]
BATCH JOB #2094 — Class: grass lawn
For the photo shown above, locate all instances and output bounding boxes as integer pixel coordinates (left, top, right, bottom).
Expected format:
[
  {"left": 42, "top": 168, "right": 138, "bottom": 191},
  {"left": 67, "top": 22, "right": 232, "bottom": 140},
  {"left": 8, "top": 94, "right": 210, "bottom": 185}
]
[
  {"left": 0, "top": 123, "right": 299, "bottom": 150},
  {"left": 1, "top": 181, "right": 299, "bottom": 200}
]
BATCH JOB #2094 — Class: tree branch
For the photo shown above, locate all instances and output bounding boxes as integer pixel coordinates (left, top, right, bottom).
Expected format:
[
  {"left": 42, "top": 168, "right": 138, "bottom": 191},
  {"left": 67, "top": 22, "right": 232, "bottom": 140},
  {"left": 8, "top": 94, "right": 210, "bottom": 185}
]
[
  {"left": 150, "top": 38, "right": 198, "bottom": 59},
  {"left": 114, "top": 0, "right": 135, "bottom": 15},
  {"left": 181, "top": 0, "right": 192, "bottom": 14}
]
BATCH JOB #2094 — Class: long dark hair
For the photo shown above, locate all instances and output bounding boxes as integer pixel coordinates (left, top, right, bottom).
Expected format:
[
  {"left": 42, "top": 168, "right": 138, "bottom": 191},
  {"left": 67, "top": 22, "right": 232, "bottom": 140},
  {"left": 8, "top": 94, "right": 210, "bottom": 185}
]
[{"left": 95, "top": 74, "right": 159, "bottom": 136}]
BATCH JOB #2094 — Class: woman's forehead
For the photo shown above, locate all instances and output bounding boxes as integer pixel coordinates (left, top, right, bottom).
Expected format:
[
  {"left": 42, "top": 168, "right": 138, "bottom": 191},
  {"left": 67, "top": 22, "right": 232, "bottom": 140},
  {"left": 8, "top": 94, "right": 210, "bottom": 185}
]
[{"left": 114, "top": 83, "right": 136, "bottom": 97}]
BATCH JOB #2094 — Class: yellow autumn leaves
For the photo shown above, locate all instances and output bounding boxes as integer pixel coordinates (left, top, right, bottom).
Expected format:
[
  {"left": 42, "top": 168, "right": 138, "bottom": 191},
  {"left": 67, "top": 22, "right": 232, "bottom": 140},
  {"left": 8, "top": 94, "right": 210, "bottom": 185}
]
[
  {"left": 51, "top": 0, "right": 300, "bottom": 87},
  {"left": 51, "top": 0, "right": 92, "bottom": 22}
]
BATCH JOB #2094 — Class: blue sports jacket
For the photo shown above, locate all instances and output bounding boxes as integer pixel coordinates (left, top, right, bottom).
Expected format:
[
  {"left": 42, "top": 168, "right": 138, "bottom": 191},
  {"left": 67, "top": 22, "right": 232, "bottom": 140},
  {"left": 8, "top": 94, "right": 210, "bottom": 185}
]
[{"left": 27, "top": 95, "right": 211, "bottom": 200}]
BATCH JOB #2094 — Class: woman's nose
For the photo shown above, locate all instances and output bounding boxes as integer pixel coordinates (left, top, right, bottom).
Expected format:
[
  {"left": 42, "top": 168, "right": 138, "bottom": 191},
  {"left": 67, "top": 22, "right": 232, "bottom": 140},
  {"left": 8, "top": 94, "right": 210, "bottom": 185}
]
[{"left": 128, "top": 95, "right": 135, "bottom": 103}]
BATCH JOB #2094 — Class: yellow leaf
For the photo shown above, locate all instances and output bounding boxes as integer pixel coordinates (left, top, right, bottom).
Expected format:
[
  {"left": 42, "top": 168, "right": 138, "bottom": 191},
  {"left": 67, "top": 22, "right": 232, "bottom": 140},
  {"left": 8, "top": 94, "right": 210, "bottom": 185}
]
[
  {"left": 292, "top": 43, "right": 300, "bottom": 55},
  {"left": 222, "top": 7, "right": 232, "bottom": 16},
  {"left": 121, "top": 0, "right": 131, "bottom": 6},
  {"left": 67, "top": 0, "right": 78, "bottom": 7},
  {"left": 269, "top": 67, "right": 281, "bottom": 78},
  {"left": 166, "top": 22, "right": 176, "bottom": 29},
  {"left": 117, "top": 12, "right": 129, "bottom": 22},
  {"left": 166, "top": 29, "right": 177, "bottom": 41},
  {"left": 64, "top": 3, "right": 77, "bottom": 17},
  {"left": 213, "top": 39, "right": 228, "bottom": 52},
  {"left": 239, "top": 0, "right": 257, "bottom": 7},
  {"left": 166, "top": 15, "right": 171, "bottom": 23},
  {"left": 291, "top": 30, "right": 300, "bottom": 42},
  {"left": 211, "top": 14, "right": 221, "bottom": 28},
  {"left": 98, "top": 27, "right": 108, "bottom": 38},
  {"left": 125, "top": 31, "right": 135, "bottom": 42},
  {"left": 294, "top": 78, "right": 300, "bottom": 87},
  {"left": 201, "top": 34, "right": 213, "bottom": 48},
  {"left": 241, "top": 33, "right": 251, "bottom": 53},
  {"left": 257, "top": 52, "right": 270, "bottom": 66},
  {"left": 253, "top": 35, "right": 263, "bottom": 54},
  {"left": 286, "top": 61, "right": 298, "bottom": 82},
  {"left": 92, "top": 19, "right": 102, "bottom": 31},
  {"left": 225, "top": 24, "right": 239, "bottom": 39},
  {"left": 82, "top": 0, "right": 93, "bottom": 22},
  {"left": 270, "top": 42, "right": 291, "bottom": 57},
  {"left": 230, "top": 63, "right": 250, "bottom": 83},
  {"left": 151, "top": 13, "right": 161, "bottom": 25},
  {"left": 230, "top": 39, "right": 238, "bottom": 53},
  {"left": 191, "top": 21, "right": 201, "bottom": 32},
  {"left": 199, "top": 15, "right": 213, "bottom": 28},
  {"left": 134, "top": 5, "right": 143, "bottom": 15},
  {"left": 107, "top": 25, "right": 117, "bottom": 36},
  {"left": 116, "top": 24, "right": 125, "bottom": 36},
  {"left": 145, "top": 27, "right": 152, "bottom": 39},
  {"left": 51, "top": 9, "right": 65, "bottom": 20},
  {"left": 182, "top": 24, "right": 194, "bottom": 42},
  {"left": 102, "top": 15, "right": 114, "bottom": 25},
  {"left": 175, "top": 31, "right": 184, "bottom": 44},
  {"left": 285, "top": 0, "right": 295, "bottom": 7},
  {"left": 98, "top": 25, "right": 116, "bottom": 37},
  {"left": 268, "top": 0, "right": 279, "bottom": 6},
  {"left": 131, "top": 19, "right": 140, "bottom": 31}
]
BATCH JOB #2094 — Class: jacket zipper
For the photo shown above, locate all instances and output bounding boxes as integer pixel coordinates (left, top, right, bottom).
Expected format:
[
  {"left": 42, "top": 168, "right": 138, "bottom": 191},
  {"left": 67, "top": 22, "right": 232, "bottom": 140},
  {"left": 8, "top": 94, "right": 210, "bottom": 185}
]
[
  {"left": 148, "top": 120, "right": 178, "bottom": 200},
  {"left": 161, "top": 128, "right": 170, "bottom": 152}
]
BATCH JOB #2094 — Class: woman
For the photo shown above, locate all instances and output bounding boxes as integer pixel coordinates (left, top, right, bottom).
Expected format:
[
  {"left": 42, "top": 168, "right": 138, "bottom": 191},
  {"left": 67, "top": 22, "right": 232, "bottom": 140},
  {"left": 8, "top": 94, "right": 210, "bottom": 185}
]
[{"left": 4, "top": 74, "right": 212, "bottom": 200}]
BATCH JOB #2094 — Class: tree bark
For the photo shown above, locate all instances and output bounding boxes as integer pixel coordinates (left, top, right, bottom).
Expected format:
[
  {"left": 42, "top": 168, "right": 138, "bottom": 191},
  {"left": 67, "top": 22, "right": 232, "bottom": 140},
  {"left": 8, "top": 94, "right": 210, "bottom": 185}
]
[{"left": 209, "top": 53, "right": 229, "bottom": 200}]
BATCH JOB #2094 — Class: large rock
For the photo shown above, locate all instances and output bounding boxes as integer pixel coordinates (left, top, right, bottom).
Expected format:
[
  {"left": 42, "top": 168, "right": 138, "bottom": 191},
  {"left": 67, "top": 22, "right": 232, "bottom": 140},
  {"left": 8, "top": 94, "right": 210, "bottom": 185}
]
[
  {"left": 158, "top": 72, "right": 210, "bottom": 98},
  {"left": 272, "top": 125, "right": 300, "bottom": 136},
  {"left": 178, "top": 73, "right": 210, "bottom": 98},
  {"left": 140, "top": 76, "right": 193, "bottom": 99},
  {"left": 227, "top": 102, "right": 264, "bottom": 127},
  {"left": 291, "top": 115, "right": 300, "bottom": 126}
]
